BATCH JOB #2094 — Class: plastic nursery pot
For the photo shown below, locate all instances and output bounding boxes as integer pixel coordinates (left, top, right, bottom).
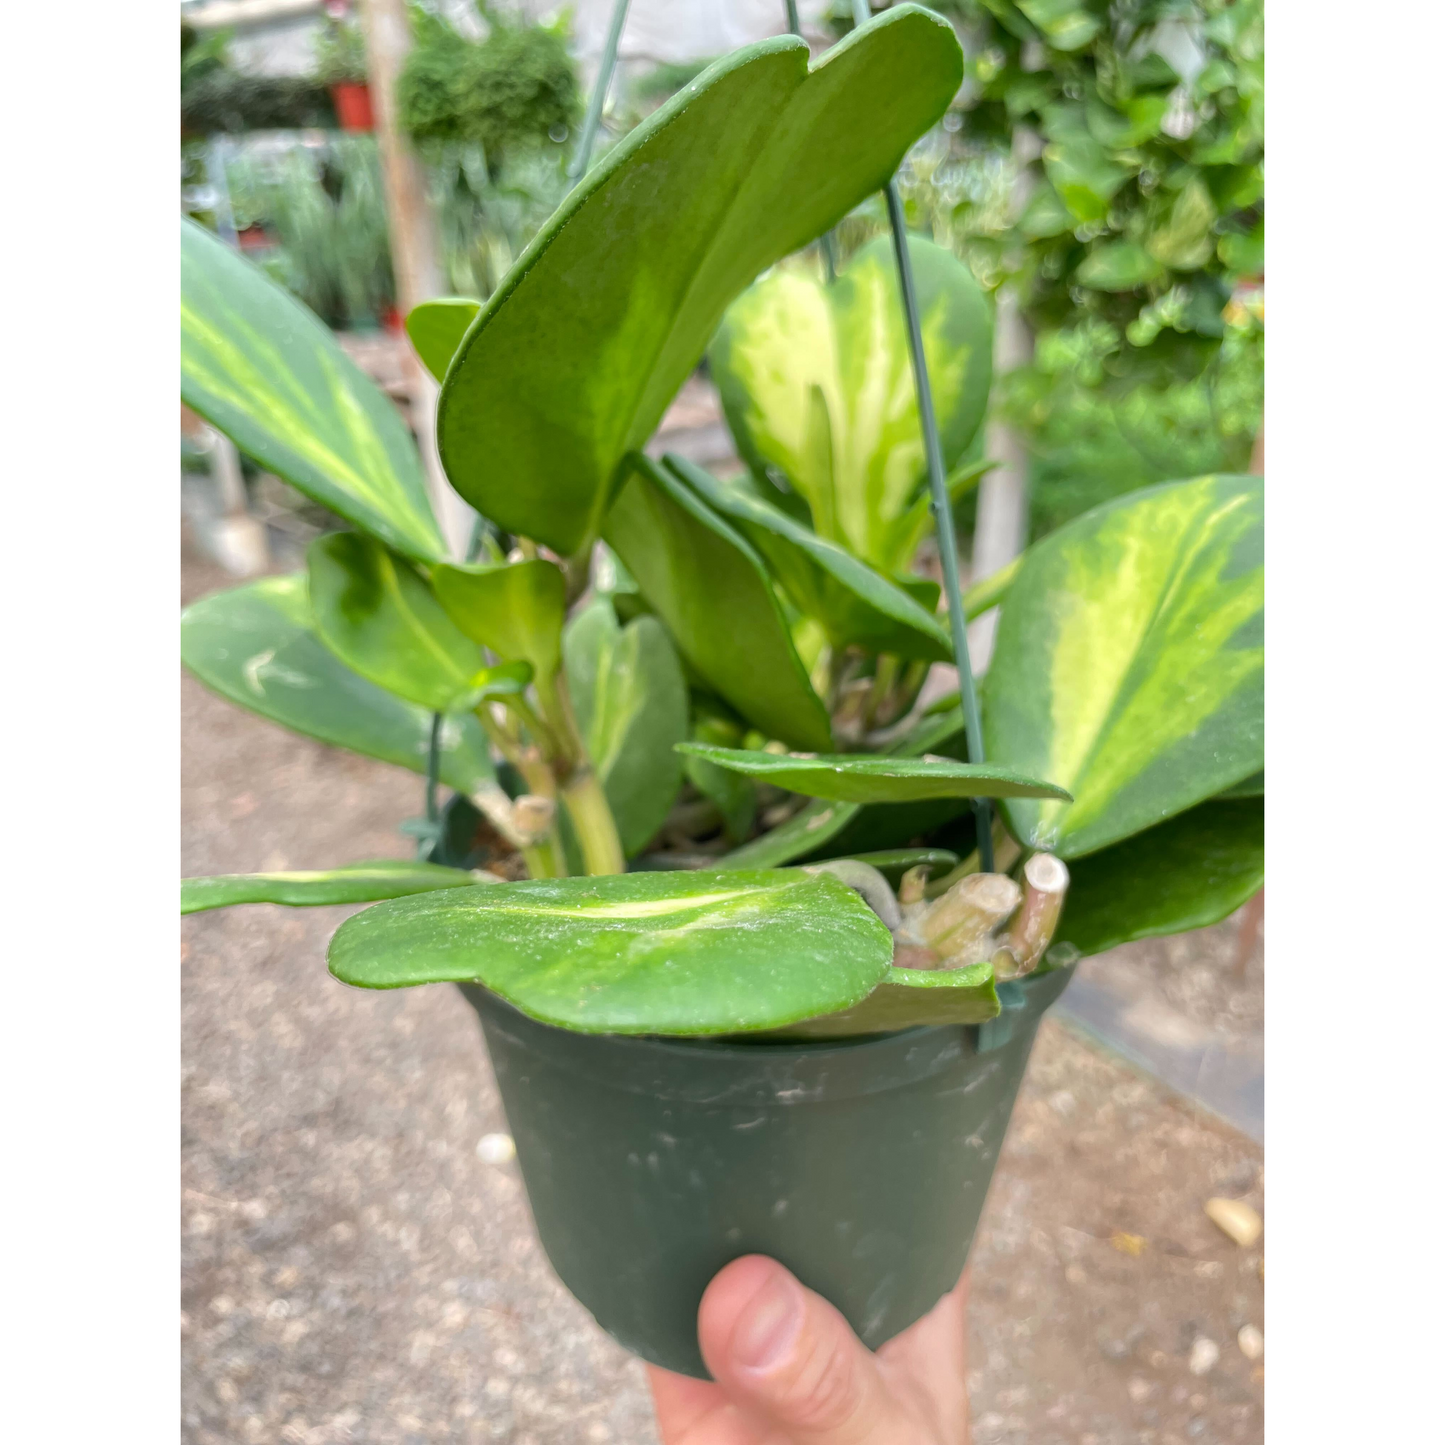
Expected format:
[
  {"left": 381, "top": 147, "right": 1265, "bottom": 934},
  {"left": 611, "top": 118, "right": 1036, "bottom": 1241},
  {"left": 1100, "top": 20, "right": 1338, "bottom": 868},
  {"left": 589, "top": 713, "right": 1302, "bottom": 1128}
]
[
  {"left": 329, "top": 81, "right": 374, "bottom": 132},
  {"left": 458, "top": 964, "right": 1076, "bottom": 1379}
]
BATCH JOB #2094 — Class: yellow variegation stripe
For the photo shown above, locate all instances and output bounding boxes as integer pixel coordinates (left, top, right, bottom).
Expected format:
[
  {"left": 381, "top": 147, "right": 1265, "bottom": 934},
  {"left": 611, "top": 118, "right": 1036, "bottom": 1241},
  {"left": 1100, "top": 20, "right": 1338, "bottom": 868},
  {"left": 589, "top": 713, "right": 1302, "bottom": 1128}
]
[
  {"left": 180, "top": 218, "right": 445, "bottom": 562},
  {"left": 711, "top": 234, "right": 991, "bottom": 575},
  {"left": 987, "top": 475, "right": 1263, "bottom": 859}
]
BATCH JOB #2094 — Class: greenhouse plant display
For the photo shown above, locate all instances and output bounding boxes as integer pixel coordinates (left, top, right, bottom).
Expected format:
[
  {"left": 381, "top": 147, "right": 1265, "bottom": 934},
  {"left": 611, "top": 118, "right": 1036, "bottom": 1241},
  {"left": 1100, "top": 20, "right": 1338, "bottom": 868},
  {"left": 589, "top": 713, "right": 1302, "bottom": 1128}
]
[{"left": 180, "top": 6, "right": 1262, "bottom": 1380}]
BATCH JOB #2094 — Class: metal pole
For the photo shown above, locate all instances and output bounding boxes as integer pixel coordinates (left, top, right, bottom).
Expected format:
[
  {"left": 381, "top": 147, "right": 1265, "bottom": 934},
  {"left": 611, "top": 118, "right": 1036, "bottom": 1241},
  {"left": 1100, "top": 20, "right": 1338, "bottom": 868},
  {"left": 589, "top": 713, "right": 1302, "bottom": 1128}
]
[
  {"left": 851, "top": 0, "right": 993, "bottom": 868},
  {"left": 568, "top": 0, "right": 632, "bottom": 187}
]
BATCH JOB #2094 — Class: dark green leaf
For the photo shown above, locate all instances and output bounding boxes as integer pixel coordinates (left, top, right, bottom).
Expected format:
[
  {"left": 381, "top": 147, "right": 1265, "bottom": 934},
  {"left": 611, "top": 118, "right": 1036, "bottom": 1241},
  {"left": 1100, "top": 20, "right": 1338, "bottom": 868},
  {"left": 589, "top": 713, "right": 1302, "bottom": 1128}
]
[
  {"left": 307, "top": 533, "right": 504, "bottom": 713},
  {"left": 327, "top": 869, "right": 894, "bottom": 1034},
  {"left": 435, "top": 7, "right": 964, "bottom": 555},
  {"left": 180, "top": 217, "right": 445, "bottom": 562},
  {"left": 564, "top": 600, "right": 688, "bottom": 857},
  {"left": 664, "top": 456, "right": 951, "bottom": 661},
  {"left": 1055, "top": 797, "right": 1264, "bottom": 956},
  {"left": 182, "top": 860, "right": 483, "bottom": 915},
  {"left": 603, "top": 458, "right": 832, "bottom": 751},
  {"left": 405, "top": 297, "right": 481, "bottom": 382},
  {"left": 717, "top": 708, "right": 973, "bottom": 868},
  {"left": 985, "top": 475, "right": 1263, "bottom": 859},
  {"left": 677, "top": 744, "right": 1070, "bottom": 805},
  {"left": 181, "top": 575, "right": 495, "bottom": 792}
]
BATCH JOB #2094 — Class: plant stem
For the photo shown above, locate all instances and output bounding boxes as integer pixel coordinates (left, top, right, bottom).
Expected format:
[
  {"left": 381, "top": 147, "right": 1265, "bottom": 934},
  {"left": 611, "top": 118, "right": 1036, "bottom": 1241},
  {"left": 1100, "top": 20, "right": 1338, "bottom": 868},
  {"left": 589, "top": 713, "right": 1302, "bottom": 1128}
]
[
  {"left": 567, "top": 0, "right": 631, "bottom": 187},
  {"left": 560, "top": 767, "right": 626, "bottom": 876}
]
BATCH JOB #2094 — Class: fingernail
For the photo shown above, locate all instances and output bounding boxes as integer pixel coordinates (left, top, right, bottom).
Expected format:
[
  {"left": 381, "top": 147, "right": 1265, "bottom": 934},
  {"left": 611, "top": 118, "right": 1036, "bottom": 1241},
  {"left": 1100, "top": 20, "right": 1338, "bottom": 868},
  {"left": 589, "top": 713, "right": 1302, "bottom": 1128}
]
[{"left": 731, "top": 1272, "right": 803, "bottom": 1373}]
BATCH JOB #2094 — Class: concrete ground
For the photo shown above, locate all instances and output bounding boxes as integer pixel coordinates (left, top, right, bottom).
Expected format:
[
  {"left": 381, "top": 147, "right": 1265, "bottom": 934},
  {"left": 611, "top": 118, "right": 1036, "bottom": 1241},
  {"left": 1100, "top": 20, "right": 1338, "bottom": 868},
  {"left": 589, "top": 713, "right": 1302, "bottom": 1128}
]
[{"left": 182, "top": 553, "right": 1263, "bottom": 1445}]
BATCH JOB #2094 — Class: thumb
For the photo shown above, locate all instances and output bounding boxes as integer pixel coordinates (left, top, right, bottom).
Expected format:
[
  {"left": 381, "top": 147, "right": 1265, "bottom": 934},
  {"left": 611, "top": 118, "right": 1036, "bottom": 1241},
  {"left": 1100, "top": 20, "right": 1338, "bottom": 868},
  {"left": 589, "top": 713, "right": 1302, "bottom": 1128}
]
[{"left": 696, "top": 1256, "right": 899, "bottom": 1444}]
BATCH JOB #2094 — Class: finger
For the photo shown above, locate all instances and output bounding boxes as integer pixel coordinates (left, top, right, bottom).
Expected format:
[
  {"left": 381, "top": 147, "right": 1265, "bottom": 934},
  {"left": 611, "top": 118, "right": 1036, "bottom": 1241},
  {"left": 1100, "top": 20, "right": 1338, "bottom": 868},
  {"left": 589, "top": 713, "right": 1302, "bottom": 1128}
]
[
  {"left": 696, "top": 1255, "right": 902, "bottom": 1444},
  {"left": 876, "top": 1269, "right": 970, "bottom": 1439},
  {"left": 645, "top": 1364, "right": 752, "bottom": 1445}
]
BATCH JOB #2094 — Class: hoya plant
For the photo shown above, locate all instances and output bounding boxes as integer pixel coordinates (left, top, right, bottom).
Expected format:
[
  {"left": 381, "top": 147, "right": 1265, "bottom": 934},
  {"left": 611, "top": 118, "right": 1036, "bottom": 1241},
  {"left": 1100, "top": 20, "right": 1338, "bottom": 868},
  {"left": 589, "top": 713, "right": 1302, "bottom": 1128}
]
[{"left": 181, "top": 7, "right": 1262, "bottom": 1045}]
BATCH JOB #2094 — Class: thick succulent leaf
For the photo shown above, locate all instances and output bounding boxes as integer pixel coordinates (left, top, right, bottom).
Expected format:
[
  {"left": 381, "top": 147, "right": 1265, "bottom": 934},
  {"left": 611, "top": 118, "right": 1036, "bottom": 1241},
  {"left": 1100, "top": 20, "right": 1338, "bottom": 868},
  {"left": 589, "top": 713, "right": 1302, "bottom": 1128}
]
[
  {"left": 405, "top": 297, "right": 481, "bottom": 382},
  {"left": 307, "top": 533, "right": 501, "bottom": 713},
  {"left": 664, "top": 456, "right": 951, "bottom": 661},
  {"left": 678, "top": 744, "right": 1069, "bottom": 805},
  {"left": 776, "top": 961, "right": 1000, "bottom": 1037},
  {"left": 435, "top": 7, "right": 964, "bottom": 555},
  {"left": 182, "top": 860, "right": 483, "bottom": 915},
  {"left": 181, "top": 576, "right": 495, "bottom": 792},
  {"left": 604, "top": 459, "right": 832, "bottom": 751},
  {"left": 986, "top": 475, "right": 1263, "bottom": 859},
  {"left": 718, "top": 708, "right": 971, "bottom": 868},
  {"left": 180, "top": 217, "right": 445, "bottom": 562},
  {"left": 327, "top": 870, "right": 894, "bottom": 1034},
  {"left": 431, "top": 559, "right": 567, "bottom": 684},
  {"left": 564, "top": 600, "right": 688, "bottom": 857},
  {"left": 709, "top": 233, "right": 991, "bottom": 574},
  {"left": 1055, "top": 797, "right": 1264, "bottom": 957}
]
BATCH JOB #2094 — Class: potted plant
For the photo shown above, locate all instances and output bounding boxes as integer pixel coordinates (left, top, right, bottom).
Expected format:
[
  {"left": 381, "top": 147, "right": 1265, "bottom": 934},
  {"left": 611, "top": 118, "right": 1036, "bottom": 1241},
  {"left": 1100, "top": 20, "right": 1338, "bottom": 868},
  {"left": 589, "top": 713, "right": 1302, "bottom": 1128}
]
[
  {"left": 314, "top": 9, "right": 372, "bottom": 133},
  {"left": 181, "top": 7, "right": 1262, "bottom": 1382}
]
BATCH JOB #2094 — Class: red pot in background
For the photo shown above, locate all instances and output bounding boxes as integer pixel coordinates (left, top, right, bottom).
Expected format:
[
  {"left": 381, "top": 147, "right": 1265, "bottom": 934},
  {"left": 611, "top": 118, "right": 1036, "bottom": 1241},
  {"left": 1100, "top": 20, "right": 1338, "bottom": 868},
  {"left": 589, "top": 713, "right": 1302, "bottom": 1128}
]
[{"left": 331, "top": 82, "right": 373, "bottom": 132}]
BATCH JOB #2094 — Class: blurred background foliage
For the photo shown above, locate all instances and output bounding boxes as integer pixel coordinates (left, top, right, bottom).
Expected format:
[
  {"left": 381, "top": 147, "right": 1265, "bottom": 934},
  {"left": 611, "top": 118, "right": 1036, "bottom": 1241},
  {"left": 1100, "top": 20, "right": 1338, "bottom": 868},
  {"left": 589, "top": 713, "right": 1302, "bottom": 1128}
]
[
  {"left": 225, "top": 137, "right": 395, "bottom": 330},
  {"left": 183, "top": 0, "right": 1261, "bottom": 539},
  {"left": 828, "top": 0, "right": 1263, "bottom": 533}
]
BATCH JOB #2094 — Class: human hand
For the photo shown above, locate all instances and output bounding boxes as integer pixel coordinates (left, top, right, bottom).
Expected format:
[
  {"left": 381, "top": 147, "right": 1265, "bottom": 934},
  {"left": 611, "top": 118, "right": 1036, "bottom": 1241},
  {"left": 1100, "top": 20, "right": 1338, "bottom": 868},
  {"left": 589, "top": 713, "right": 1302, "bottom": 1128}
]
[{"left": 647, "top": 1256, "right": 970, "bottom": 1445}]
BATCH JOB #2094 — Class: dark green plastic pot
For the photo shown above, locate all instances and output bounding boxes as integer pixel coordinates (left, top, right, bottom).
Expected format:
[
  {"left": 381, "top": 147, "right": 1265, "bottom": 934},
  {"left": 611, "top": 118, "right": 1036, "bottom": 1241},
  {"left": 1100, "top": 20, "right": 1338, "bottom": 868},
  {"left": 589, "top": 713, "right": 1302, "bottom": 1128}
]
[{"left": 458, "top": 965, "right": 1074, "bottom": 1378}]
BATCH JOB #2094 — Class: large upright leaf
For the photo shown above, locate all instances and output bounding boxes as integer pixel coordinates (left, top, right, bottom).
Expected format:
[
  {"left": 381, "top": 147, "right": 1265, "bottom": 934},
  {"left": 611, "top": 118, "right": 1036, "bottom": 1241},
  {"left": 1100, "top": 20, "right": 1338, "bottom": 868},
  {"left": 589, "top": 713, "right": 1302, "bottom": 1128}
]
[
  {"left": 1055, "top": 796, "right": 1264, "bottom": 957},
  {"left": 181, "top": 575, "right": 495, "bottom": 793},
  {"left": 180, "top": 218, "right": 446, "bottom": 562},
  {"left": 986, "top": 475, "right": 1263, "bottom": 859},
  {"left": 676, "top": 745, "right": 1069, "bottom": 805},
  {"left": 710, "top": 233, "right": 992, "bottom": 574},
  {"left": 564, "top": 600, "right": 688, "bottom": 857},
  {"left": 435, "top": 7, "right": 964, "bottom": 555},
  {"left": 328, "top": 870, "right": 894, "bottom": 1034},
  {"left": 603, "top": 459, "right": 832, "bottom": 751},
  {"left": 182, "top": 860, "right": 483, "bottom": 915},
  {"left": 665, "top": 456, "right": 951, "bottom": 661},
  {"left": 307, "top": 533, "right": 508, "bottom": 713}
]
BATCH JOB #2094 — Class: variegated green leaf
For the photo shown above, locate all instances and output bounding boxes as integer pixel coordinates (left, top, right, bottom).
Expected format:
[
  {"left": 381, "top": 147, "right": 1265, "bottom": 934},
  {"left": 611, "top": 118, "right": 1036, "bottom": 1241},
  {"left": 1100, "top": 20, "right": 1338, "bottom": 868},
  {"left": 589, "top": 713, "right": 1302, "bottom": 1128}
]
[
  {"left": 307, "top": 533, "right": 518, "bottom": 713},
  {"left": 182, "top": 860, "right": 485, "bottom": 915},
  {"left": 676, "top": 744, "right": 1070, "bottom": 805},
  {"left": 604, "top": 457, "right": 833, "bottom": 751},
  {"left": 180, "top": 217, "right": 446, "bottom": 562},
  {"left": 776, "top": 961, "right": 1000, "bottom": 1037},
  {"left": 181, "top": 575, "right": 495, "bottom": 793},
  {"left": 405, "top": 297, "right": 481, "bottom": 383},
  {"left": 664, "top": 455, "right": 951, "bottom": 661},
  {"left": 435, "top": 8, "right": 964, "bottom": 556},
  {"left": 709, "top": 233, "right": 991, "bottom": 575},
  {"left": 985, "top": 475, "right": 1263, "bottom": 859},
  {"left": 564, "top": 599, "right": 688, "bottom": 857},
  {"left": 1055, "top": 796, "right": 1264, "bottom": 956},
  {"left": 327, "top": 869, "right": 894, "bottom": 1034}
]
